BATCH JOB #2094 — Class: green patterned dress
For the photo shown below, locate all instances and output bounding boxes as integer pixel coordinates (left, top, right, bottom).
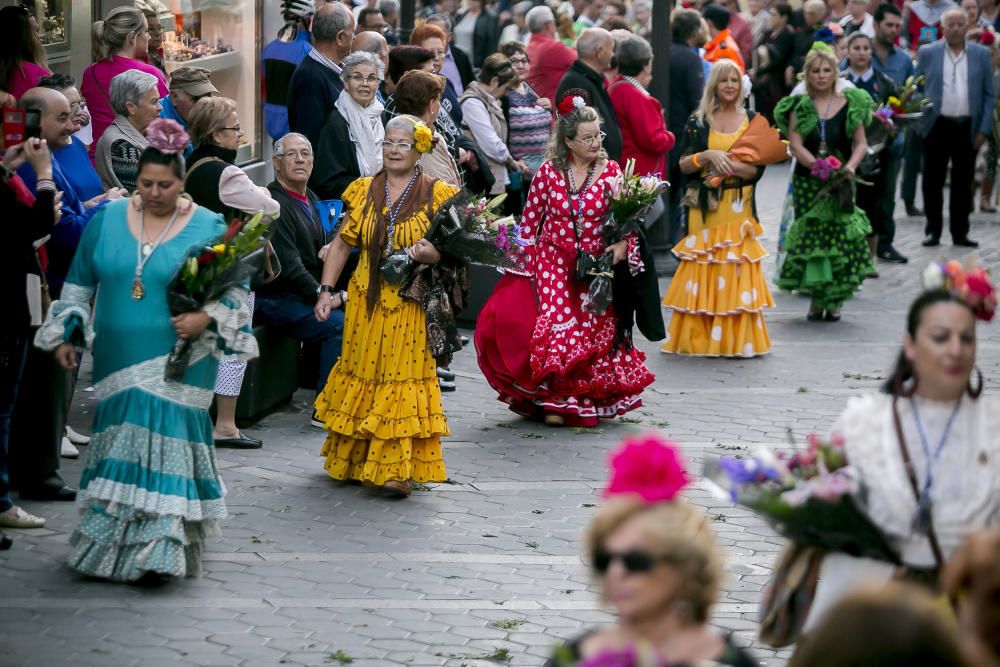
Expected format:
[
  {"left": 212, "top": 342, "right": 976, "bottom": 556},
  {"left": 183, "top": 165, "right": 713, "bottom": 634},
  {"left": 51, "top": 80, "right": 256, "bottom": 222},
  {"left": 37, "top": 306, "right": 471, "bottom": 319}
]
[{"left": 773, "top": 88, "right": 875, "bottom": 310}]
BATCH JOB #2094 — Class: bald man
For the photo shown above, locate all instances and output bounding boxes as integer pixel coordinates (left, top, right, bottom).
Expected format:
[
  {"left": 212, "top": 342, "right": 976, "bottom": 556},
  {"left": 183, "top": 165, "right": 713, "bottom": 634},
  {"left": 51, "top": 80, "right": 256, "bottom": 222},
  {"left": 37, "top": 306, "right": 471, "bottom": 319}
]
[
  {"left": 9, "top": 87, "right": 118, "bottom": 503},
  {"left": 555, "top": 28, "right": 623, "bottom": 161},
  {"left": 352, "top": 30, "right": 389, "bottom": 70}
]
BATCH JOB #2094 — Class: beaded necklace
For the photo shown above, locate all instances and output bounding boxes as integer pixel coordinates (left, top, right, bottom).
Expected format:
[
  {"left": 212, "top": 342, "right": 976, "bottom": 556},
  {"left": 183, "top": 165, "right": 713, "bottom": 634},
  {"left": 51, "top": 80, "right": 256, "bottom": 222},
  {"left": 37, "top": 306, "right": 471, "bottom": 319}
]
[
  {"left": 382, "top": 169, "right": 420, "bottom": 256},
  {"left": 908, "top": 396, "right": 962, "bottom": 535},
  {"left": 567, "top": 161, "right": 598, "bottom": 227}
]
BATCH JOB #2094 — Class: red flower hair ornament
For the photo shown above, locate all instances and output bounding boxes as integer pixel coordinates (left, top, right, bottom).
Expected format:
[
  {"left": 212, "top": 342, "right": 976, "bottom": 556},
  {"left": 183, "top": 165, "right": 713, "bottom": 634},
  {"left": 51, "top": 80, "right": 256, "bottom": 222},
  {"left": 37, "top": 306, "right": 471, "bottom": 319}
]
[
  {"left": 557, "top": 89, "right": 590, "bottom": 116},
  {"left": 602, "top": 434, "right": 691, "bottom": 503}
]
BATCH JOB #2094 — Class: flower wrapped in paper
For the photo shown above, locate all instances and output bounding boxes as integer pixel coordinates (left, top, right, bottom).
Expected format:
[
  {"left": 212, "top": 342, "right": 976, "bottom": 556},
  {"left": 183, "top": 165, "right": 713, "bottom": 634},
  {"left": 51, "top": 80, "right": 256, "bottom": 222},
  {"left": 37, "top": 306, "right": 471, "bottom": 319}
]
[
  {"left": 165, "top": 211, "right": 275, "bottom": 381},
  {"left": 704, "top": 114, "right": 789, "bottom": 188},
  {"left": 704, "top": 434, "right": 901, "bottom": 565},
  {"left": 584, "top": 158, "right": 668, "bottom": 317}
]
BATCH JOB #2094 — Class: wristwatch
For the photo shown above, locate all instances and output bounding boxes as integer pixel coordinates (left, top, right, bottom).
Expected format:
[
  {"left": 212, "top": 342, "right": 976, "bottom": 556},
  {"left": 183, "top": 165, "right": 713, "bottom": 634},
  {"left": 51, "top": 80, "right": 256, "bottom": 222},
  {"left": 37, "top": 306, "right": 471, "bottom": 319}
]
[{"left": 317, "top": 284, "right": 336, "bottom": 294}]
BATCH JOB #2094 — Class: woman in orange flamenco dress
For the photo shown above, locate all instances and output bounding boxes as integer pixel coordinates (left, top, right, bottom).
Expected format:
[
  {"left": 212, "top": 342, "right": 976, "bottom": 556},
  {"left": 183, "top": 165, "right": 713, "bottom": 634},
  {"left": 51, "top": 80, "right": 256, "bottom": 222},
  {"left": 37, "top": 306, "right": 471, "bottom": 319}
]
[{"left": 661, "top": 59, "right": 775, "bottom": 357}]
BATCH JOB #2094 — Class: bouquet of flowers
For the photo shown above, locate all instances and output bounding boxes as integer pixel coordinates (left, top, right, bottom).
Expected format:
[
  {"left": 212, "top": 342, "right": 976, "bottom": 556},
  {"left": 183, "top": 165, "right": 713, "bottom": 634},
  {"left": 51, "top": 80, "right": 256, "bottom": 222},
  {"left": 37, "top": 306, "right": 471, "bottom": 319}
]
[
  {"left": 704, "top": 433, "right": 901, "bottom": 564},
  {"left": 582, "top": 158, "right": 667, "bottom": 316},
  {"left": 549, "top": 643, "right": 670, "bottom": 667},
  {"left": 380, "top": 191, "right": 515, "bottom": 284},
  {"left": 810, "top": 153, "right": 871, "bottom": 212},
  {"left": 704, "top": 114, "right": 789, "bottom": 188},
  {"left": 165, "top": 212, "right": 274, "bottom": 381},
  {"left": 877, "top": 75, "right": 932, "bottom": 128}
]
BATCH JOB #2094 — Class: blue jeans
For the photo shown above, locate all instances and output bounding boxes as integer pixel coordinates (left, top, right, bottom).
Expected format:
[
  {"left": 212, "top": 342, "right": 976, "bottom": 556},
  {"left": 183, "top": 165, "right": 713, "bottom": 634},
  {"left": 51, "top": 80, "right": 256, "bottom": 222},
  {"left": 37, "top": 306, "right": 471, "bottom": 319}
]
[
  {"left": 255, "top": 293, "right": 344, "bottom": 393},
  {"left": 0, "top": 333, "right": 28, "bottom": 513}
]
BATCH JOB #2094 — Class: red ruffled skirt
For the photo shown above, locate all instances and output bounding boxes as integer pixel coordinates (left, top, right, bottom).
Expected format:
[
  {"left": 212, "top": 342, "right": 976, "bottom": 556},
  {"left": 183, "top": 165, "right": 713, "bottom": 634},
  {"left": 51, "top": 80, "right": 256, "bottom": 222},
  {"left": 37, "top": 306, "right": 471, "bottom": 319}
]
[{"left": 475, "top": 274, "right": 654, "bottom": 427}]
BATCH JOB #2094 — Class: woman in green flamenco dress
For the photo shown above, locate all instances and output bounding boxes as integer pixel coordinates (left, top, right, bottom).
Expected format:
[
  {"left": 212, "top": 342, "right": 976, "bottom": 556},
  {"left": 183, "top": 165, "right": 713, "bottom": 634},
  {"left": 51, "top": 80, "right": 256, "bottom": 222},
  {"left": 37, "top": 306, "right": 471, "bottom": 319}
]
[{"left": 774, "top": 42, "right": 875, "bottom": 322}]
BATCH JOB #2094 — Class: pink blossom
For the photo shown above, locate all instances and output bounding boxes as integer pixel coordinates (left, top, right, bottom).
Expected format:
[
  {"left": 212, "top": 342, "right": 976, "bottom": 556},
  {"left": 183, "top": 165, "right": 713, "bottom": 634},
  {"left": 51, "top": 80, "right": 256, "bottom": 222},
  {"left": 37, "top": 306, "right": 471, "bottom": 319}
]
[
  {"left": 145, "top": 118, "right": 190, "bottom": 155},
  {"left": 602, "top": 434, "right": 690, "bottom": 503}
]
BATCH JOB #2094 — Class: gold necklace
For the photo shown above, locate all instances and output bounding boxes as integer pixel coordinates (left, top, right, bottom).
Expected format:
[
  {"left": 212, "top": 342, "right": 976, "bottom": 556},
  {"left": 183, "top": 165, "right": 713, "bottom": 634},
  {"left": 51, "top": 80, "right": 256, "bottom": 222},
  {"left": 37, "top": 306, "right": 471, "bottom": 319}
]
[{"left": 133, "top": 207, "right": 180, "bottom": 300}]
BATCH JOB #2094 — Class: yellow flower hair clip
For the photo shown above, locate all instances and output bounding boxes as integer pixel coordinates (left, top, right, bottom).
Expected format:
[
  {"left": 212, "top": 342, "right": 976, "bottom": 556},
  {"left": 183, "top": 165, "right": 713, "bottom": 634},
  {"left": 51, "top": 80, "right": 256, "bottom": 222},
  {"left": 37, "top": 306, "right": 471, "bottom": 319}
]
[{"left": 413, "top": 121, "right": 435, "bottom": 154}]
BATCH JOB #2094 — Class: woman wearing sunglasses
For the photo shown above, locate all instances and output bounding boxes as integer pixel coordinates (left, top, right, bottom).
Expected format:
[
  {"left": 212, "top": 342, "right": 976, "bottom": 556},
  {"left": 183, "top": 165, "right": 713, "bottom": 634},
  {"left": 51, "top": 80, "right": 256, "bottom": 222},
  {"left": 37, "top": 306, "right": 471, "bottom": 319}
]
[{"left": 547, "top": 436, "right": 758, "bottom": 666}]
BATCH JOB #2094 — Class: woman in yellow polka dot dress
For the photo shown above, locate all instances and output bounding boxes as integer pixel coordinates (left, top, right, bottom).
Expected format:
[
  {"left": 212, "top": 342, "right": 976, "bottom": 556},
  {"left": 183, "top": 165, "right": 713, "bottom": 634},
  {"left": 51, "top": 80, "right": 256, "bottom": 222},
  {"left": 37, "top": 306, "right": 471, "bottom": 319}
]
[
  {"left": 313, "top": 116, "right": 459, "bottom": 497},
  {"left": 661, "top": 60, "right": 775, "bottom": 357}
]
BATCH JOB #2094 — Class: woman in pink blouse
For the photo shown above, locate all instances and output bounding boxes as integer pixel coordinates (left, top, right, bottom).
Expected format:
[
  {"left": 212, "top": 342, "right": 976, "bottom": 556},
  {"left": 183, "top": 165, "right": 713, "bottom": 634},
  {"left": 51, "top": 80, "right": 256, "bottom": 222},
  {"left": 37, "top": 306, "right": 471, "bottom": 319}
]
[
  {"left": 81, "top": 7, "right": 169, "bottom": 159},
  {"left": 0, "top": 5, "right": 51, "bottom": 100}
]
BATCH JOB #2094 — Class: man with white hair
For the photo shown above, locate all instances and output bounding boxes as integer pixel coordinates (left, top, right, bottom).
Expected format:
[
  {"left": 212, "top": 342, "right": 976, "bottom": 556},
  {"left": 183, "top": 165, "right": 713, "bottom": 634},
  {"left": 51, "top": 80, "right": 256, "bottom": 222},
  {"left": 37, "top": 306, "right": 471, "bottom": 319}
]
[
  {"left": 524, "top": 5, "right": 576, "bottom": 104},
  {"left": 257, "top": 132, "right": 345, "bottom": 410},
  {"left": 555, "top": 27, "right": 623, "bottom": 161}
]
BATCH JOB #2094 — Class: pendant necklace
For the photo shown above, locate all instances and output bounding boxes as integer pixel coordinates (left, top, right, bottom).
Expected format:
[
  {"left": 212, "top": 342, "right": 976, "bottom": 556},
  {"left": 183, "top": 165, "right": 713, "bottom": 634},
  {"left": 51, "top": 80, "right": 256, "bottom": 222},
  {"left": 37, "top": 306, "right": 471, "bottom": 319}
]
[
  {"left": 567, "top": 160, "right": 598, "bottom": 229},
  {"left": 133, "top": 206, "right": 181, "bottom": 300},
  {"left": 382, "top": 170, "right": 420, "bottom": 256},
  {"left": 908, "top": 396, "right": 962, "bottom": 535},
  {"left": 816, "top": 94, "right": 835, "bottom": 157}
]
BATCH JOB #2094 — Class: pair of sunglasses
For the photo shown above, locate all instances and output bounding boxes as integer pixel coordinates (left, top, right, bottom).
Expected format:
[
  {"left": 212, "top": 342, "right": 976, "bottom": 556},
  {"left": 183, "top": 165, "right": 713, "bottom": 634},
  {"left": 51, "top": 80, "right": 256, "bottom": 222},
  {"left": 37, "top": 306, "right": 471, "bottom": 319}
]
[{"left": 592, "top": 549, "right": 669, "bottom": 574}]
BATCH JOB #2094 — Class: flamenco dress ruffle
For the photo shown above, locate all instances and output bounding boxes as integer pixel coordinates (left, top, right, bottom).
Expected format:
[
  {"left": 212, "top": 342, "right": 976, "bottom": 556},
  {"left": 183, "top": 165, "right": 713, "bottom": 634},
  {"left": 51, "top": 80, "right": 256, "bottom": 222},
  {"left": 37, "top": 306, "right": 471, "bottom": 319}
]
[{"left": 774, "top": 178, "right": 873, "bottom": 308}]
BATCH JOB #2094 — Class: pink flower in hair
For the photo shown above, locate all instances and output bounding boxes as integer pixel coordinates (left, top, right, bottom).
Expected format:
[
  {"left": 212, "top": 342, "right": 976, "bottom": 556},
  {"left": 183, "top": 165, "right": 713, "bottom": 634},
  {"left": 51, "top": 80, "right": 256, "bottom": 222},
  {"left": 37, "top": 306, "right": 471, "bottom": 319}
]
[
  {"left": 602, "top": 434, "right": 690, "bottom": 503},
  {"left": 145, "top": 118, "right": 190, "bottom": 155}
]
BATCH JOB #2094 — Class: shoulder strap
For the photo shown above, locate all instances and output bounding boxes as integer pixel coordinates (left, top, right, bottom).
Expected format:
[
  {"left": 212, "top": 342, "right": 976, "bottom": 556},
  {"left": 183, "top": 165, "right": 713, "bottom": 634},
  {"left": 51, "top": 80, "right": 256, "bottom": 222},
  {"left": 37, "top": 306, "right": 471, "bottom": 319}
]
[
  {"left": 186, "top": 156, "right": 225, "bottom": 182},
  {"left": 890, "top": 395, "right": 946, "bottom": 568}
]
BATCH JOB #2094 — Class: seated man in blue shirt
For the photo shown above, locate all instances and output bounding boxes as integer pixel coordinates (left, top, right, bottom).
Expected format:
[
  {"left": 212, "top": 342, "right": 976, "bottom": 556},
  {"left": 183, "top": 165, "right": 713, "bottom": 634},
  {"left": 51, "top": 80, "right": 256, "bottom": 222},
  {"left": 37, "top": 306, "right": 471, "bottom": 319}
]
[
  {"left": 36, "top": 74, "right": 111, "bottom": 203},
  {"left": 159, "top": 66, "right": 219, "bottom": 159}
]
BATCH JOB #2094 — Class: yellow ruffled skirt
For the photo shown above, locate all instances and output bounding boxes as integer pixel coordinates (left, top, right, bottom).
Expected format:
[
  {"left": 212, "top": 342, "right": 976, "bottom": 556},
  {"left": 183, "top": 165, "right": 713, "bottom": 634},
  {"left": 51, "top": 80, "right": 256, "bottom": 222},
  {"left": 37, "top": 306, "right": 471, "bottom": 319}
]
[
  {"left": 314, "top": 283, "right": 448, "bottom": 484},
  {"left": 662, "top": 214, "right": 774, "bottom": 357}
]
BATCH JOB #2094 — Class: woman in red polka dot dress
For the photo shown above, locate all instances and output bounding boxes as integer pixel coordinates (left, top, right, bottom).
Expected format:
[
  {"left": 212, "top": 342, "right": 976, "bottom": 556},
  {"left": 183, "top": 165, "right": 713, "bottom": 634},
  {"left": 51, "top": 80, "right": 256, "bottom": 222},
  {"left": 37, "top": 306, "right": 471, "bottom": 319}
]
[{"left": 475, "top": 96, "right": 655, "bottom": 427}]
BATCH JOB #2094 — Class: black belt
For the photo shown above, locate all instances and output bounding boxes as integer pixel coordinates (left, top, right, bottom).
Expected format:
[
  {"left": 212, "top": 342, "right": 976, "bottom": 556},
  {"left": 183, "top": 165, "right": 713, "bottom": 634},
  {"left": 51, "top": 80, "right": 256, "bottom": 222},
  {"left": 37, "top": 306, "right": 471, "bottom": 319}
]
[{"left": 940, "top": 115, "right": 971, "bottom": 123}]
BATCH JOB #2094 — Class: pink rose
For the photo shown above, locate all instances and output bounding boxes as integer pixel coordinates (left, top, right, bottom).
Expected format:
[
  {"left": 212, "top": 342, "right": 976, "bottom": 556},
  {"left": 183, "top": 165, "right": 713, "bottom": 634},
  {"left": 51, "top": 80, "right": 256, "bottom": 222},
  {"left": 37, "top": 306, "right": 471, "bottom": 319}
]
[{"left": 602, "top": 434, "right": 690, "bottom": 503}]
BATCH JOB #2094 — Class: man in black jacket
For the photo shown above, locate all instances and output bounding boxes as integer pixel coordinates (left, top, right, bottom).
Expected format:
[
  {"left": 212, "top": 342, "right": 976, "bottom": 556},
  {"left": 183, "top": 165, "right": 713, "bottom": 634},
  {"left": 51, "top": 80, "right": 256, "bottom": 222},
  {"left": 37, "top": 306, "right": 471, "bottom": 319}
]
[
  {"left": 555, "top": 27, "right": 623, "bottom": 162},
  {"left": 668, "top": 9, "right": 707, "bottom": 245},
  {"left": 255, "top": 133, "right": 345, "bottom": 409}
]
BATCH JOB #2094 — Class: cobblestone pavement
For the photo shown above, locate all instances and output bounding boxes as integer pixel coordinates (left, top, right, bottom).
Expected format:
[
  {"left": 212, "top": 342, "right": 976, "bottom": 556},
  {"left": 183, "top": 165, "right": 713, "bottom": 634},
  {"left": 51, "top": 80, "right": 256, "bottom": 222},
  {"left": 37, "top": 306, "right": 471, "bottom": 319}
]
[{"left": 3, "top": 165, "right": 999, "bottom": 667}]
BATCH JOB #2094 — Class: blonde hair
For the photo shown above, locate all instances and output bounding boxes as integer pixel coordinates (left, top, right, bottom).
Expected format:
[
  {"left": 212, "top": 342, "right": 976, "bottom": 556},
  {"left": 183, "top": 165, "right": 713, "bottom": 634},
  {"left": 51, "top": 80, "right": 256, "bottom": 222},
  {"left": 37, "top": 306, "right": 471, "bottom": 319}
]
[
  {"left": 92, "top": 7, "right": 146, "bottom": 61},
  {"left": 695, "top": 59, "right": 744, "bottom": 125},
  {"left": 803, "top": 48, "right": 843, "bottom": 97},
  {"left": 188, "top": 97, "right": 238, "bottom": 148},
  {"left": 584, "top": 496, "right": 723, "bottom": 623}
]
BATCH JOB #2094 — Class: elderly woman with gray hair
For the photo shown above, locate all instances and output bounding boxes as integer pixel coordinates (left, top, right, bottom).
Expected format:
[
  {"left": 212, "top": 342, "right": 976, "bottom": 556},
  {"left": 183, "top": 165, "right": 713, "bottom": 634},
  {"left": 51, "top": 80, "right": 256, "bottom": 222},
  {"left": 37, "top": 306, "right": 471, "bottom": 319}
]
[
  {"left": 94, "top": 69, "right": 163, "bottom": 191},
  {"left": 312, "top": 51, "right": 386, "bottom": 201}
]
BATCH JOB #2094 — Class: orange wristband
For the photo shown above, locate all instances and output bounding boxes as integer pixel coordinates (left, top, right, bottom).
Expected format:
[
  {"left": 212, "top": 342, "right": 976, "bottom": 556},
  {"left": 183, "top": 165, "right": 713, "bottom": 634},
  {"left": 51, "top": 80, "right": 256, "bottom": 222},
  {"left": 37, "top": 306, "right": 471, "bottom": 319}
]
[{"left": 691, "top": 152, "right": 702, "bottom": 169}]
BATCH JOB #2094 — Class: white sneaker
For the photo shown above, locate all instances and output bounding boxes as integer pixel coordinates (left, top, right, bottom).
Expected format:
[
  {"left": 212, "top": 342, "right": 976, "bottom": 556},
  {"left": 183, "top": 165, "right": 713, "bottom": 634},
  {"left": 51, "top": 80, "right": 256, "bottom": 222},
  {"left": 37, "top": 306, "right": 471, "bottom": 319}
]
[
  {"left": 65, "top": 425, "right": 91, "bottom": 445},
  {"left": 0, "top": 506, "right": 46, "bottom": 528},
  {"left": 60, "top": 437, "right": 79, "bottom": 459}
]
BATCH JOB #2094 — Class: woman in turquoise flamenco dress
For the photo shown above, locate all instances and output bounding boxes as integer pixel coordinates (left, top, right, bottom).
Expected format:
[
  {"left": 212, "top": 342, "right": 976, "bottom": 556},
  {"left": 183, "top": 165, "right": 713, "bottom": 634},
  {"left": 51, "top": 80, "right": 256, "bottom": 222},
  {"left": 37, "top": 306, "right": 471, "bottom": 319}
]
[
  {"left": 35, "top": 121, "right": 257, "bottom": 582},
  {"left": 774, "top": 41, "right": 875, "bottom": 321}
]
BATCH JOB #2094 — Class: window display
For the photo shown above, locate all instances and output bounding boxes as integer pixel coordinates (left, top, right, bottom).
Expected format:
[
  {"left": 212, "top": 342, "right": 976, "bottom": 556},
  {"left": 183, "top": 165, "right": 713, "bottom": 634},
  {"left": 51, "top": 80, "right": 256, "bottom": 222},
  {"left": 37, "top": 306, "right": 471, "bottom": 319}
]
[
  {"left": 25, "top": 0, "right": 70, "bottom": 56},
  {"left": 159, "top": 0, "right": 262, "bottom": 165}
]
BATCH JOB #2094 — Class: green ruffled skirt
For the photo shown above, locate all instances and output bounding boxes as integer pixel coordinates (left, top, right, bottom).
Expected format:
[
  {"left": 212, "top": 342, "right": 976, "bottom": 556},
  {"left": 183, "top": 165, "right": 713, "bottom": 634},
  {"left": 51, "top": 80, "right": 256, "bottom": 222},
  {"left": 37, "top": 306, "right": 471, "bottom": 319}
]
[{"left": 776, "top": 174, "right": 874, "bottom": 309}]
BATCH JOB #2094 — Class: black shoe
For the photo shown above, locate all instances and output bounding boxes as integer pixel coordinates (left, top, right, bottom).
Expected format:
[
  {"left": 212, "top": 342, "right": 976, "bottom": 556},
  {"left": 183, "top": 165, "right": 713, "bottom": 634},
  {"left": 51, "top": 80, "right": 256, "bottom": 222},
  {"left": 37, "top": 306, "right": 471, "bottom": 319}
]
[
  {"left": 436, "top": 367, "right": 455, "bottom": 381},
  {"left": 922, "top": 235, "right": 941, "bottom": 247},
  {"left": 825, "top": 310, "right": 842, "bottom": 322},
  {"left": 0, "top": 531, "right": 11, "bottom": 550},
  {"left": 19, "top": 477, "right": 77, "bottom": 501},
  {"left": 214, "top": 433, "right": 263, "bottom": 449},
  {"left": 953, "top": 237, "right": 980, "bottom": 248},
  {"left": 807, "top": 310, "right": 825, "bottom": 321},
  {"left": 877, "top": 247, "right": 909, "bottom": 264},
  {"left": 439, "top": 379, "right": 456, "bottom": 392},
  {"left": 311, "top": 410, "right": 325, "bottom": 429},
  {"left": 906, "top": 203, "right": 924, "bottom": 216}
]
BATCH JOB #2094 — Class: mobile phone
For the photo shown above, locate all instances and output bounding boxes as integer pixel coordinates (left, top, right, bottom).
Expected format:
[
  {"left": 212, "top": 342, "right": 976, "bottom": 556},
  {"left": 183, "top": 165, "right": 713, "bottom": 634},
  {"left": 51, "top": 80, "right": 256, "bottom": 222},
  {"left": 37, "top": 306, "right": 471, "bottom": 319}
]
[
  {"left": 24, "top": 108, "right": 41, "bottom": 139},
  {"left": 2, "top": 108, "right": 26, "bottom": 150}
]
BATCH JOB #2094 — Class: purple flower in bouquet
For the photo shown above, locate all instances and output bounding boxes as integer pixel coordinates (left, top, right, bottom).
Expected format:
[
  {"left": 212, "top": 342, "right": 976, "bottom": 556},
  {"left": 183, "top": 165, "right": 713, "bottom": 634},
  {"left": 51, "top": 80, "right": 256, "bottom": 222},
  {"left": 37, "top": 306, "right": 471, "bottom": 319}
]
[
  {"left": 579, "top": 646, "right": 639, "bottom": 667},
  {"left": 810, "top": 155, "right": 841, "bottom": 181}
]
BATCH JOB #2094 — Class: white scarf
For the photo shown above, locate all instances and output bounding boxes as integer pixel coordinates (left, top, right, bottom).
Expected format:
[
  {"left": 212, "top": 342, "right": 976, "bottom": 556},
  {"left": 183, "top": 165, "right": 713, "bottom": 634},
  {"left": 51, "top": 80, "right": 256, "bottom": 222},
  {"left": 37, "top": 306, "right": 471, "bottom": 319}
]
[{"left": 335, "top": 89, "right": 385, "bottom": 176}]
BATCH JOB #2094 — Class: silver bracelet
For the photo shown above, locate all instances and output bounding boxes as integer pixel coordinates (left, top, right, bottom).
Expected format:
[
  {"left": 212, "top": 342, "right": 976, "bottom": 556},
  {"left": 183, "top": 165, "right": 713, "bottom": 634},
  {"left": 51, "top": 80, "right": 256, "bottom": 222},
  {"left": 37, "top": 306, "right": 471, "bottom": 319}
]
[{"left": 35, "top": 178, "right": 56, "bottom": 192}]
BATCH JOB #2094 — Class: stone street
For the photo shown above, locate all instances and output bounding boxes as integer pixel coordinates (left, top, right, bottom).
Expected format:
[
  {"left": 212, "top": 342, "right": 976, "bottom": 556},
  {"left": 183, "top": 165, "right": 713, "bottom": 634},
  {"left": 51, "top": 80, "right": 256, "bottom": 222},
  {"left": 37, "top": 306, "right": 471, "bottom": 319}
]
[{"left": 3, "top": 164, "right": 999, "bottom": 667}]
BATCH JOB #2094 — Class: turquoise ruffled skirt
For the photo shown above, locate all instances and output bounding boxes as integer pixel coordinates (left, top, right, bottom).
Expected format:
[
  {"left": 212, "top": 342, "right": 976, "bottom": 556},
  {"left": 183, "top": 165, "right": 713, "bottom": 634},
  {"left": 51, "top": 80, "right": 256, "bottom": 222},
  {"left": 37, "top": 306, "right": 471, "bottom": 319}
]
[{"left": 69, "top": 385, "right": 226, "bottom": 582}]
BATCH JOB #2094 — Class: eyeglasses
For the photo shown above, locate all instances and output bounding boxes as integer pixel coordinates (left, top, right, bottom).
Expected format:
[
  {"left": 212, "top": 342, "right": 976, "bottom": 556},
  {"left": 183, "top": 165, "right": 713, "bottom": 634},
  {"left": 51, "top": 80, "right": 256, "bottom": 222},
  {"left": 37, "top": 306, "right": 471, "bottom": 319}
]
[
  {"left": 347, "top": 73, "right": 380, "bottom": 85},
  {"left": 428, "top": 48, "right": 447, "bottom": 58},
  {"left": 592, "top": 549, "right": 670, "bottom": 574},
  {"left": 573, "top": 131, "right": 607, "bottom": 147},
  {"left": 509, "top": 57, "right": 529, "bottom": 65},
  {"left": 381, "top": 141, "right": 413, "bottom": 152},
  {"left": 275, "top": 150, "right": 313, "bottom": 160},
  {"left": 221, "top": 125, "right": 244, "bottom": 136}
]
